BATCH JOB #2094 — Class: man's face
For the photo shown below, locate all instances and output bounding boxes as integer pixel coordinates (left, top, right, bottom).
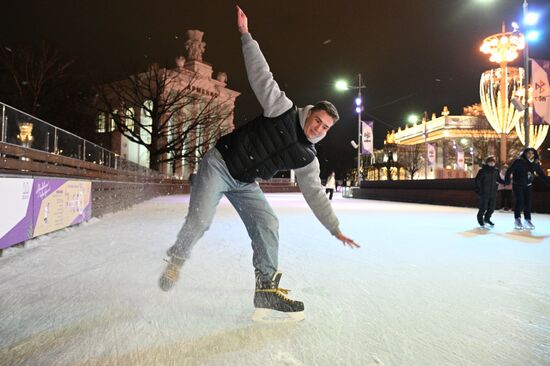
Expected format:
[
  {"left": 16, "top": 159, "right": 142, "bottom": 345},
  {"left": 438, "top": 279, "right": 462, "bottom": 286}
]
[
  {"left": 304, "top": 109, "right": 335, "bottom": 140},
  {"left": 526, "top": 150, "right": 535, "bottom": 160}
]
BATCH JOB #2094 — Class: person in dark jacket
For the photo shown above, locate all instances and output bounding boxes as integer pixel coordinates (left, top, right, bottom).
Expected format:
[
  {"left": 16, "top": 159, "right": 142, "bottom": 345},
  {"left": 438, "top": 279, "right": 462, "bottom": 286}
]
[
  {"left": 505, "top": 148, "right": 550, "bottom": 230},
  {"left": 158, "top": 6, "right": 358, "bottom": 322},
  {"left": 475, "top": 156, "right": 504, "bottom": 229}
]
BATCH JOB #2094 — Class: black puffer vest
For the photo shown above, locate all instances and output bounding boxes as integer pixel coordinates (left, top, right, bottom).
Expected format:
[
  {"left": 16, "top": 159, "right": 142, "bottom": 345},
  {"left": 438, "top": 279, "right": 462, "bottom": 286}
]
[{"left": 215, "top": 106, "right": 316, "bottom": 183}]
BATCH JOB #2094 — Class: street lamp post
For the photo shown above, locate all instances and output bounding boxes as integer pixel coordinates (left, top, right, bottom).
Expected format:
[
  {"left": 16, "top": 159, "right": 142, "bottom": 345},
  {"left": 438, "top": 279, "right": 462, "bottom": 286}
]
[
  {"left": 514, "top": 7, "right": 547, "bottom": 149},
  {"left": 423, "top": 119, "right": 428, "bottom": 179},
  {"left": 478, "top": 0, "right": 540, "bottom": 148},
  {"left": 355, "top": 74, "right": 363, "bottom": 186},
  {"left": 523, "top": 0, "right": 530, "bottom": 148},
  {"left": 335, "top": 74, "right": 366, "bottom": 186}
]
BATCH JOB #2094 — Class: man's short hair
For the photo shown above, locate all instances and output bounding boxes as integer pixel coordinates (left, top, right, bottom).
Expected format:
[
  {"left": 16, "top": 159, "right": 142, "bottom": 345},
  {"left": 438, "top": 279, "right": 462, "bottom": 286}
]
[{"left": 311, "top": 101, "right": 339, "bottom": 123}]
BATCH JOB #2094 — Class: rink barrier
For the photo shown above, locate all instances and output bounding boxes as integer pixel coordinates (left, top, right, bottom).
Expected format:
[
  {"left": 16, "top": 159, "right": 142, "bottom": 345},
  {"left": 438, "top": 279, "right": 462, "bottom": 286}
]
[
  {"left": 0, "top": 175, "right": 188, "bottom": 255},
  {"left": 91, "top": 180, "right": 188, "bottom": 217},
  {"left": 348, "top": 179, "right": 550, "bottom": 213},
  {"left": 0, "top": 141, "right": 300, "bottom": 192},
  {"left": 0, "top": 177, "right": 93, "bottom": 254},
  {"left": 0, "top": 175, "right": 302, "bottom": 255},
  {"left": 0, "top": 142, "right": 168, "bottom": 182},
  {"left": 0, "top": 101, "right": 169, "bottom": 180}
]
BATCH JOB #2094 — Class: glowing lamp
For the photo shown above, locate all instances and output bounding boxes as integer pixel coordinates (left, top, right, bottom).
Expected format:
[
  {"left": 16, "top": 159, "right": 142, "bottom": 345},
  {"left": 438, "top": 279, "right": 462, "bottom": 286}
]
[
  {"left": 527, "top": 30, "right": 540, "bottom": 42},
  {"left": 480, "top": 31, "right": 525, "bottom": 64},
  {"left": 335, "top": 80, "right": 349, "bottom": 91},
  {"left": 407, "top": 115, "right": 419, "bottom": 124},
  {"left": 524, "top": 12, "right": 539, "bottom": 26}
]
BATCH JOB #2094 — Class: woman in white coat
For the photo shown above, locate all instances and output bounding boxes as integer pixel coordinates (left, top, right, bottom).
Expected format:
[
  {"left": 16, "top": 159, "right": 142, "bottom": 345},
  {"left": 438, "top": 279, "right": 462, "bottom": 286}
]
[{"left": 325, "top": 172, "right": 336, "bottom": 200}]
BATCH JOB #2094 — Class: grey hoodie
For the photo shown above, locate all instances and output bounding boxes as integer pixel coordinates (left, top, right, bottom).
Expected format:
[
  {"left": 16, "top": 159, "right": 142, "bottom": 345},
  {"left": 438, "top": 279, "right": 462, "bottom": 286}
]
[{"left": 241, "top": 33, "right": 341, "bottom": 236}]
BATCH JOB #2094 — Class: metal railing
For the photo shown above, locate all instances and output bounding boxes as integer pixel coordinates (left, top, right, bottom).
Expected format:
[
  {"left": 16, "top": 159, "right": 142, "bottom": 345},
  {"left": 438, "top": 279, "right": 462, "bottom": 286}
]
[{"left": 0, "top": 101, "right": 172, "bottom": 179}]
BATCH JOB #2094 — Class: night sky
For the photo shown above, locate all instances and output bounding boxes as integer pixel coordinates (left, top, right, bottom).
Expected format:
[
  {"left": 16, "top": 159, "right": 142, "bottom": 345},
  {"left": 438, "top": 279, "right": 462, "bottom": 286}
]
[{"left": 2, "top": 0, "right": 549, "bottom": 177}]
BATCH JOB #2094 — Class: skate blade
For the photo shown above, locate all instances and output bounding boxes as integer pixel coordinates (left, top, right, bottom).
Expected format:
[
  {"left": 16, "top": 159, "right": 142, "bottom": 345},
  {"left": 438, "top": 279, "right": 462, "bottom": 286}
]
[{"left": 251, "top": 308, "right": 305, "bottom": 323}]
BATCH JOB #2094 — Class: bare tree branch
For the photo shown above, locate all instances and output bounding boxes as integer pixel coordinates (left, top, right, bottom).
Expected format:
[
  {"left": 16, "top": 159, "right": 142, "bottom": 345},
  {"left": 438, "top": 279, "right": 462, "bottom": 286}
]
[
  {"left": 398, "top": 144, "right": 423, "bottom": 180},
  {"left": 0, "top": 42, "right": 74, "bottom": 115},
  {"left": 91, "top": 65, "right": 234, "bottom": 171}
]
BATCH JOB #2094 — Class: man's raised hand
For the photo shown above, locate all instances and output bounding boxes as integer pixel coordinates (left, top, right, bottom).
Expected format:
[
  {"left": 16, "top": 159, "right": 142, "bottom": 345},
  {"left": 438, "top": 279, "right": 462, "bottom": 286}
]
[{"left": 236, "top": 5, "right": 249, "bottom": 34}]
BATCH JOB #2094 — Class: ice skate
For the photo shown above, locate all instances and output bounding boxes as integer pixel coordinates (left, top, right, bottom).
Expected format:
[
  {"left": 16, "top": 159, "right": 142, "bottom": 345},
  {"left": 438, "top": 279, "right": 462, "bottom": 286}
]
[
  {"left": 252, "top": 272, "right": 305, "bottom": 323},
  {"left": 484, "top": 219, "right": 495, "bottom": 228},
  {"left": 514, "top": 218, "right": 524, "bottom": 231},
  {"left": 524, "top": 220, "right": 535, "bottom": 230},
  {"left": 159, "top": 255, "right": 186, "bottom": 291},
  {"left": 477, "top": 219, "right": 489, "bottom": 230}
]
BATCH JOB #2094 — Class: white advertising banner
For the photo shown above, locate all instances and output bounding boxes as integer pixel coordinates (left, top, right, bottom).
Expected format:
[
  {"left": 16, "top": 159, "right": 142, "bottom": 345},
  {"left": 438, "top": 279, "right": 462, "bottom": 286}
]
[
  {"left": 0, "top": 178, "right": 34, "bottom": 249},
  {"left": 532, "top": 59, "right": 550, "bottom": 125},
  {"left": 361, "top": 121, "right": 374, "bottom": 155},
  {"left": 0, "top": 177, "right": 92, "bottom": 249}
]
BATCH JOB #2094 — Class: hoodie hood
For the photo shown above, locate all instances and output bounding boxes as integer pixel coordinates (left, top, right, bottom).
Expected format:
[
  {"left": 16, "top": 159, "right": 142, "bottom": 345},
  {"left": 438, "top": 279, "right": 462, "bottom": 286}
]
[
  {"left": 520, "top": 148, "right": 539, "bottom": 162},
  {"left": 484, "top": 155, "right": 496, "bottom": 164},
  {"left": 298, "top": 105, "right": 325, "bottom": 144}
]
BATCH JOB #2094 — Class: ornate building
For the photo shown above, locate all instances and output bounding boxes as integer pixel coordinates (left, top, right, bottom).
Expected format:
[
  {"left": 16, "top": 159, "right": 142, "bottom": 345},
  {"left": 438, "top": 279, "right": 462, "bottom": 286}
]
[
  {"left": 95, "top": 30, "right": 240, "bottom": 179},
  {"left": 391, "top": 104, "right": 522, "bottom": 179}
]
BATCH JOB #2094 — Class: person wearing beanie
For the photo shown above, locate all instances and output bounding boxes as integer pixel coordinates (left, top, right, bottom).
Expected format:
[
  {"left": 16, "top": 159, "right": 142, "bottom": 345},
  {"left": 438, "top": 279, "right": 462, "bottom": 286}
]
[
  {"left": 475, "top": 155, "right": 504, "bottom": 229},
  {"left": 505, "top": 148, "right": 550, "bottom": 230}
]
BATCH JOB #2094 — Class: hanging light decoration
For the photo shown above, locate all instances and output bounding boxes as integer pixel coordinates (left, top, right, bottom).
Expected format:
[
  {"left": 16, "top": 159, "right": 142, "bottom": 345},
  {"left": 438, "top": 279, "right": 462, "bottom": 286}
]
[{"left": 479, "top": 24, "right": 526, "bottom": 163}]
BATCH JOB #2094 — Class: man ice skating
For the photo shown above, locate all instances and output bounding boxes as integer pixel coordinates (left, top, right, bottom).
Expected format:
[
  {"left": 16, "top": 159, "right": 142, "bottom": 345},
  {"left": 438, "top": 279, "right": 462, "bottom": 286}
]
[
  {"left": 159, "top": 6, "right": 359, "bottom": 322},
  {"left": 475, "top": 156, "right": 504, "bottom": 229},
  {"left": 505, "top": 148, "right": 550, "bottom": 230}
]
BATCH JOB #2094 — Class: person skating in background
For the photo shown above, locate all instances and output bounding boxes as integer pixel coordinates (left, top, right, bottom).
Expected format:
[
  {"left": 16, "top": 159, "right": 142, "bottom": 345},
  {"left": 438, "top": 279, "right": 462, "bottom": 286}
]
[
  {"left": 188, "top": 171, "right": 197, "bottom": 192},
  {"left": 475, "top": 156, "right": 504, "bottom": 229},
  {"left": 159, "top": 5, "right": 359, "bottom": 322},
  {"left": 325, "top": 171, "right": 336, "bottom": 200},
  {"left": 497, "top": 164, "right": 513, "bottom": 212},
  {"left": 505, "top": 148, "right": 550, "bottom": 230}
]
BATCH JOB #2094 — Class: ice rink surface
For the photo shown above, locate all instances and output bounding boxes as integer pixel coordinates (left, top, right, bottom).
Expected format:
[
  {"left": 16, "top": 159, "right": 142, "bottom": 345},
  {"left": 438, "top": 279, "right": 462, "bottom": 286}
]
[{"left": 0, "top": 193, "right": 549, "bottom": 366}]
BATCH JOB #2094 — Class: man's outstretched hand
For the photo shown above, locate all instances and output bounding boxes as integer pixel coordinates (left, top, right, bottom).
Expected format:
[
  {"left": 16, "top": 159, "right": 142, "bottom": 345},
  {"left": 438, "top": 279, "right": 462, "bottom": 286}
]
[
  {"left": 236, "top": 5, "right": 248, "bottom": 34},
  {"left": 335, "top": 233, "right": 360, "bottom": 249}
]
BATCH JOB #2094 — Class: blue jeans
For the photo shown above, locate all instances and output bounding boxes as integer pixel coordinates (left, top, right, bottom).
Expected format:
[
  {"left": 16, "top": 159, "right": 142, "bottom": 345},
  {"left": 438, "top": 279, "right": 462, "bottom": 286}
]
[{"left": 168, "top": 148, "right": 279, "bottom": 281}]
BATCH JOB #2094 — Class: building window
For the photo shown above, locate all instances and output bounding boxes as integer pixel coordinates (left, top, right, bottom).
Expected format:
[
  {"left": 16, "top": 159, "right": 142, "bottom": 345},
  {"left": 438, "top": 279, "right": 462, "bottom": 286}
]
[
  {"left": 96, "top": 113, "right": 106, "bottom": 133},
  {"left": 125, "top": 108, "right": 135, "bottom": 132},
  {"left": 140, "top": 101, "right": 153, "bottom": 144},
  {"left": 109, "top": 109, "right": 118, "bottom": 132}
]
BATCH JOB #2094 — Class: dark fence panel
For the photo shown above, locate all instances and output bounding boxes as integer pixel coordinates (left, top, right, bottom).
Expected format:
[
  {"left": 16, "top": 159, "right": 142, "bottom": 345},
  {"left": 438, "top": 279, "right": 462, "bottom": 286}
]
[
  {"left": 92, "top": 181, "right": 189, "bottom": 217},
  {"left": 352, "top": 179, "right": 550, "bottom": 213}
]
